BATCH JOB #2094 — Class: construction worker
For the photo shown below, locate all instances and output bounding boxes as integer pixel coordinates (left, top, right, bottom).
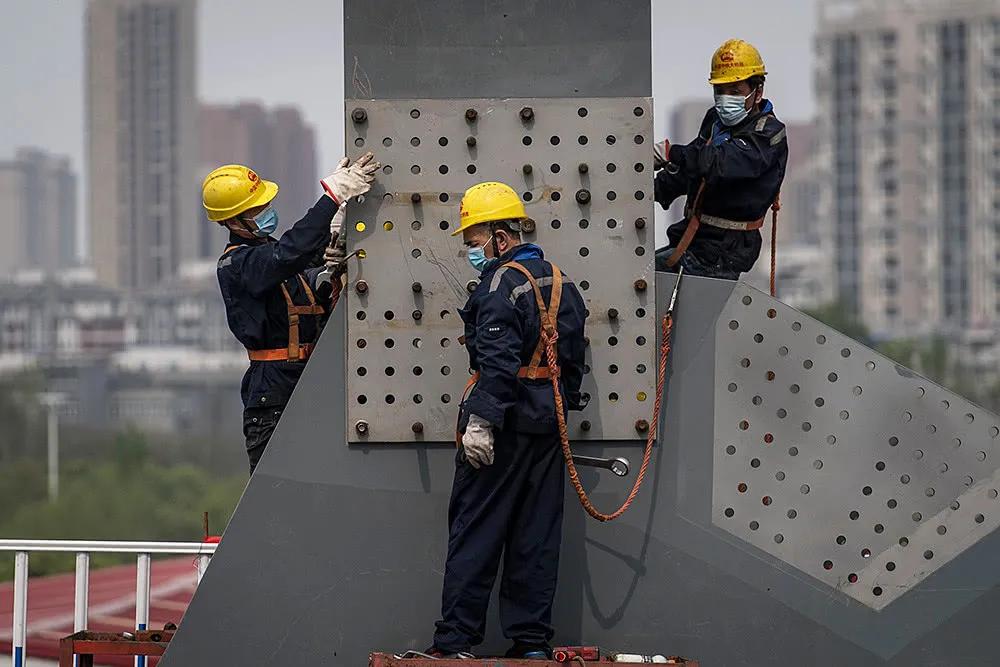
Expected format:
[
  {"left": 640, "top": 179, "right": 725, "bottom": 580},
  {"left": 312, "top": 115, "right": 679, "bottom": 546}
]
[
  {"left": 428, "top": 182, "right": 588, "bottom": 659},
  {"left": 653, "top": 38, "right": 787, "bottom": 279},
  {"left": 203, "top": 152, "right": 379, "bottom": 473}
]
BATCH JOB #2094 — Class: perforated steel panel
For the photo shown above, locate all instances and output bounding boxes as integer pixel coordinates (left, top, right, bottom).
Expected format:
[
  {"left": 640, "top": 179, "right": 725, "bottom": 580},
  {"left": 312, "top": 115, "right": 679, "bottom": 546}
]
[
  {"left": 343, "top": 97, "right": 654, "bottom": 443},
  {"left": 713, "top": 284, "right": 1000, "bottom": 610}
]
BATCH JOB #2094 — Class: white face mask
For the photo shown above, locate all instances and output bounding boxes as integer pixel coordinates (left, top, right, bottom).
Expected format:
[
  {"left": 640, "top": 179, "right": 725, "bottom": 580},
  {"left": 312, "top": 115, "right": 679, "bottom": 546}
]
[{"left": 714, "top": 88, "right": 757, "bottom": 126}]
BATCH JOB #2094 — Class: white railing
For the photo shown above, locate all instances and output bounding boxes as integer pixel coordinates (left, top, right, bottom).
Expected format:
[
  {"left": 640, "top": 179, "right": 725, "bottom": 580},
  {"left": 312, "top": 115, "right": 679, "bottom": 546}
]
[{"left": 1, "top": 539, "right": 217, "bottom": 667}]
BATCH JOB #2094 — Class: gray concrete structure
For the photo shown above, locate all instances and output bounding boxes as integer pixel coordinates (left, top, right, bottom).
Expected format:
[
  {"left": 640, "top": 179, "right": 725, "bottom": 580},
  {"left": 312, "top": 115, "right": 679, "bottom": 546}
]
[{"left": 162, "top": 2, "right": 1000, "bottom": 665}]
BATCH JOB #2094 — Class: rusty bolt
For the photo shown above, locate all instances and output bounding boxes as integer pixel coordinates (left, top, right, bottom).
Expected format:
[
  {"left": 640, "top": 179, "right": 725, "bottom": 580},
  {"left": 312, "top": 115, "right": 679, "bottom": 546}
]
[
  {"left": 412, "top": 309, "right": 423, "bottom": 321},
  {"left": 635, "top": 419, "right": 650, "bottom": 433},
  {"left": 578, "top": 162, "right": 589, "bottom": 174},
  {"left": 465, "top": 108, "right": 478, "bottom": 122},
  {"left": 608, "top": 308, "right": 619, "bottom": 320},
  {"left": 355, "top": 279, "right": 369, "bottom": 294},
  {"left": 411, "top": 282, "right": 422, "bottom": 293},
  {"left": 519, "top": 106, "right": 534, "bottom": 122},
  {"left": 522, "top": 164, "right": 533, "bottom": 175},
  {"left": 355, "top": 420, "right": 370, "bottom": 435},
  {"left": 412, "top": 421, "right": 424, "bottom": 434},
  {"left": 634, "top": 278, "right": 648, "bottom": 292},
  {"left": 581, "top": 420, "right": 592, "bottom": 432},
  {"left": 521, "top": 218, "right": 536, "bottom": 234},
  {"left": 411, "top": 193, "right": 422, "bottom": 204},
  {"left": 575, "top": 188, "right": 591, "bottom": 205},
  {"left": 351, "top": 108, "right": 367, "bottom": 124},
  {"left": 466, "top": 136, "right": 477, "bottom": 147},
  {"left": 466, "top": 280, "right": 479, "bottom": 293},
  {"left": 634, "top": 217, "right": 647, "bottom": 229}
]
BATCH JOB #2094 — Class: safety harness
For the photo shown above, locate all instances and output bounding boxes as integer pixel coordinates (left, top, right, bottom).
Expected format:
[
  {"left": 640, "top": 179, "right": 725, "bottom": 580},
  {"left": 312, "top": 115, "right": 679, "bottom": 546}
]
[
  {"left": 665, "top": 114, "right": 782, "bottom": 296},
  {"left": 221, "top": 244, "right": 326, "bottom": 362},
  {"left": 456, "top": 259, "right": 676, "bottom": 522}
]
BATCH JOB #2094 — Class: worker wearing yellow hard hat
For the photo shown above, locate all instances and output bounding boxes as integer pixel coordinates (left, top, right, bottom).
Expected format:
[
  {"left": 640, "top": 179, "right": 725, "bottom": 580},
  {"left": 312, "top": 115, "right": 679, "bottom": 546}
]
[
  {"left": 425, "top": 182, "right": 587, "bottom": 659},
  {"left": 652, "top": 38, "right": 787, "bottom": 285},
  {"left": 203, "top": 152, "right": 380, "bottom": 474}
]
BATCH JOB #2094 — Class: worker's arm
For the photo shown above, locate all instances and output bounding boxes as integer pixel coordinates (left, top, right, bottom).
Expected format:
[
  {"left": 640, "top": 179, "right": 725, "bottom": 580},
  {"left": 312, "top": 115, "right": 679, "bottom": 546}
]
[
  {"left": 464, "top": 288, "right": 525, "bottom": 430},
  {"left": 669, "top": 116, "right": 785, "bottom": 187},
  {"left": 237, "top": 196, "right": 339, "bottom": 298},
  {"left": 653, "top": 167, "right": 694, "bottom": 211},
  {"left": 560, "top": 285, "right": 587, "bottom": 411}
]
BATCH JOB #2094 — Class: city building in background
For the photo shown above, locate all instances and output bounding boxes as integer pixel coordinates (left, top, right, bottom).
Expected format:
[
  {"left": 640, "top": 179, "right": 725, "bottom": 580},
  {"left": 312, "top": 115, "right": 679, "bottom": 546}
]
[
  {"left": 197, "top": 102, "right": 318, "bottom": 258},
  {"left": 816, "top": 0, "right": 999, "bottom": 338},
  {"left": 0, "top": 148, "right": 78, "bottom": 278},
  {"left": 86, "top": 0, "right": 198, "bottom": 290}
]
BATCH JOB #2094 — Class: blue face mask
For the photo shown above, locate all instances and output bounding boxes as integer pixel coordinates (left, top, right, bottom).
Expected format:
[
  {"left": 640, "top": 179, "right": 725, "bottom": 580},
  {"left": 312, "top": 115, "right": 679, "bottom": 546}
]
[
  {"left": 249, "top": 207, "right": 278, "bottom": 237},
  {"left": 467, "top": 235, "right": 497, "bottom": 272},
  {"left": 714, "top": 89, "right": 756, "bottom": 127}
]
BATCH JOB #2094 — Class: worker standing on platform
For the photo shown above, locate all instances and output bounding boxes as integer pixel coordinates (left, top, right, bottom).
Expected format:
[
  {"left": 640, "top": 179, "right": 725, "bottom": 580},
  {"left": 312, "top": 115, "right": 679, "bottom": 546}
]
[
  {"left": 653, "top": 39, "right": 787, "bottom": 279},
  {"left": 428, "top": 182, "right": 588, "bottom": 659},
  {"left": 203, "top": 152, "right": 379, "bottom": 474}
]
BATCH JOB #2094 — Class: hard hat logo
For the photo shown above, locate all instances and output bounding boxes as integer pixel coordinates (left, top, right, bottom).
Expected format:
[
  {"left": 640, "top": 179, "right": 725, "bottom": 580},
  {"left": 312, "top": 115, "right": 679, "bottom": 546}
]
[{"left": 247, "top": 170, "right": 259, "bottom": 183}]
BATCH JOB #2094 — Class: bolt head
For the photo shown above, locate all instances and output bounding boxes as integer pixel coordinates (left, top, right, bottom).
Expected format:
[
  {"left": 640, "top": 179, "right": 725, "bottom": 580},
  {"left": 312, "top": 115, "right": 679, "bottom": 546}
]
[
  {"left": 634, "top": 278, "right": 648, "bottom": 291},
  {"left": 466, "top": 280, "right": 479, "bottom": 293},
  {"left": 519, "top": 106, "right": 534, "bottom": 122},
  {"left": 634, "top": 217, "right": 647, "bottom": 229},
  {"left": 578, "top": 163, "right": 589, "bottom": 174},
  {"left": 355, "top": 420, "right": 369, "bottom": 435},
  {"left": 411, "top": 193, "right": 422, "bottom": 204},
  {"left": 522, "top": 164, "right": 533, "bottom": 175},
  {"left": 411, "top": 282, "right": 422, "bottom": 293},
  {"left": 581, "top": 420, "right": 592, "bottom": 432},
  {"left": 466, "top": 136, "right": 477, "bottom": 147},
  {"left": 465, "top": 108, "right": 478, "bottom": 122},
  {"left": 351, "top": 108, "right": 368, "bottom": 124},
  {"left": 521, "top": 218, "right": 536, "bottom": 234},
  {"left": 412, "top": 309, "right": 423, "bottom": 321},
  {"left": 635, "top": 419, "right": 650, "bottom": 433},
  {"left": 355, "top": 280, "right": 369, "bottom": 294},
  {"left": 608, "top": 308, "right": 619, "bottom": 320},
  {"left": 575, "top": 189, "right": 591, "bottom": 205},
  {"left": 412, "top": 422, "right": 424, "bottom": 434}
]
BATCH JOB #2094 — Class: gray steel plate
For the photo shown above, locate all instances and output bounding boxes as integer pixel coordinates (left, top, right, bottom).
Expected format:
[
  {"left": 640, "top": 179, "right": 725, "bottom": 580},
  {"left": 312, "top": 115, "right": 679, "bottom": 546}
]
[
  {"left": 713, "top": 283, "right": 1000, "bottom": 609},
  {"left": 344, "top": 97, "right": 655, "bottom": 442}
]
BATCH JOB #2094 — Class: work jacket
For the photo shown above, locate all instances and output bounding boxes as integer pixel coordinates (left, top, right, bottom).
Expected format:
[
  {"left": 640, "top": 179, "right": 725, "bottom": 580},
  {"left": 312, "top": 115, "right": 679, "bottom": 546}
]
[
  {"left": 217, "top": 196, "right": 337, "bottom": 409},
  {"left": 654, "top": 99, "right": 788, "bottom": 273},
  {"left": 459, "top": 244, "right": 588, "bottom": 435}
]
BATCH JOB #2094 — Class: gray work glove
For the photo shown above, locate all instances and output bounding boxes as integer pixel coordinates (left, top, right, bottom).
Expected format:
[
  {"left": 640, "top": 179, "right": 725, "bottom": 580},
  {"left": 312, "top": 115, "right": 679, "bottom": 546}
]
[
  {"left": 462, "top": 414, "right": 495, "bottom": 469},
  {"left": 321, "top": 151, "right": 380, "bottom": 205},
  {"left": 653, "top": 139, "right": 671, "bottom": 170},
  {"left": 323, "top": 233, "right": 348, "bottom": 277}
]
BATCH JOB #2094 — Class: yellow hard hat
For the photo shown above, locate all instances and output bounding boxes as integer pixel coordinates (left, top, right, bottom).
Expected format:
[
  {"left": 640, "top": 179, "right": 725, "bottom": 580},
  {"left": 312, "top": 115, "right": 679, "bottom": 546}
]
[
  {"left": 709, "top": 39, "right": 767, "bottom": 85},
  {"left": 202, "top": 164, "right": 279, "bottom": 222},
  {"left": 452, "top": 181, "right": 527, "bottom": 236}
]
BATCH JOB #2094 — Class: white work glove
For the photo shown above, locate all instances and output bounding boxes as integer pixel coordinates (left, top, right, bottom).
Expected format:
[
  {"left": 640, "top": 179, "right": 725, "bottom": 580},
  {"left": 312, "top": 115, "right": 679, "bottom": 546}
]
[
  {"left": 321, "top": 151, "right": 380, "bottom": 205},
  {"left": 462, "top": 414, "right": 495, "bottom": 469},
  {"left": 653, "top": 139, "right": 671, "bottom": 171}
]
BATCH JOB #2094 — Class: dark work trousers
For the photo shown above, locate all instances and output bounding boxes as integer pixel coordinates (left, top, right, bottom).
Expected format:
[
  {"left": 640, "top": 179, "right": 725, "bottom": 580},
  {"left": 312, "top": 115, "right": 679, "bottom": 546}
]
[
  {"left": 433, "top": 429, "right": 566, "bottom": 652},
  {"left": 654, "top": 245, "right": 741, "bottom": 280},
  {"left": 242, "top": 406, "right": 283, "bottom": 474}
]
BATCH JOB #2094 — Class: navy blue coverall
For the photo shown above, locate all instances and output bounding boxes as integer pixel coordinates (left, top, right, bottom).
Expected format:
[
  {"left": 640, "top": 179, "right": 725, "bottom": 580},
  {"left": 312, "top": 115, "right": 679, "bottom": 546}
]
[
  {"left": 433, "top": 243, "right": 587, "bottom": 655},
  {"left": 217, "top": 195, "right": 339, "bottom": 472},
  {"left": 654, "top": 99, "right": 788, "bottom": 278}
]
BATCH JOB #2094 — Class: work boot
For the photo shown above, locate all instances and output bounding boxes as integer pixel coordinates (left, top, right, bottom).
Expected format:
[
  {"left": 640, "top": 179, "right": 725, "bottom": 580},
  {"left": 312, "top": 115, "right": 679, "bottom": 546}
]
[
  {"left": 505, "top": 643, "right": 551, "bottom": 659},
  {"left": 423, "top": 646, "right": 474, "bottom": 659}
]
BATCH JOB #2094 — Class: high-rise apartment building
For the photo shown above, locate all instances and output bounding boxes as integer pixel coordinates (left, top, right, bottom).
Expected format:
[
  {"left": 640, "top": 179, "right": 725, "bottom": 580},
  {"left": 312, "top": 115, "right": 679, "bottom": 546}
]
[
  {"left": 0, "top": 148, "right": 78, "bottom": 278},
  {"left": 86, "top": 0, "right": 198, "bottom": 289},
  {"left": 197, "top": 103, "right": 318, "bottom": 258},
  {"left": 816, "top": 0, "right": 999, "bottom": 337}
]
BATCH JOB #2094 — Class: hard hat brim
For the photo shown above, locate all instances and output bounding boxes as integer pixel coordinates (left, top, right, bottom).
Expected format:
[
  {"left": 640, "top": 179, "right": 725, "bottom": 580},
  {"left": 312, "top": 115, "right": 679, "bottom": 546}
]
[{"left": 205, "top": 179, "right": 279, "bottom": 222}]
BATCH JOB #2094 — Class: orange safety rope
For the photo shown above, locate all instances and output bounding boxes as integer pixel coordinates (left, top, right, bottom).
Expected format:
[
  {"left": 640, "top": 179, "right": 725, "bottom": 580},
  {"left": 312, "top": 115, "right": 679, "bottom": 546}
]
[{"left": 515, "top": 264, "right": 675, "bottom": 521}]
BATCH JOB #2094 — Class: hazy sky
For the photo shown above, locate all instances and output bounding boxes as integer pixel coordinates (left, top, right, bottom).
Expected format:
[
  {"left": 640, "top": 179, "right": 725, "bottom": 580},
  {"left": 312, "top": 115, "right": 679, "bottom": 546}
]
[{"left": 4, "top": 0, "right": 816, "bottom": 229}]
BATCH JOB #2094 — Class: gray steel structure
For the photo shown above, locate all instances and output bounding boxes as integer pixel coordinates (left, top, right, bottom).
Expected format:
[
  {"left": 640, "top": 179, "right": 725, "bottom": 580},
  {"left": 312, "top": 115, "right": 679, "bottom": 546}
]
[{"left": 162, "top": 2, "right": 1000, "bottom": 665}]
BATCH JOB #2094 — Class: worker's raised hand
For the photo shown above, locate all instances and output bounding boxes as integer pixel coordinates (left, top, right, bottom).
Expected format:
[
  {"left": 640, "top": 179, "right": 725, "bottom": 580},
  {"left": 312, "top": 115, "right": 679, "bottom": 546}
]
[
  {"left": 321, "top": 151, "right": 381, "bottom": 205},
  {"left": 462, "top": 414, "right": 495, "bottom": 469},
  {"left": 653, "top": 139, "right": 671, "bottom": 171}
]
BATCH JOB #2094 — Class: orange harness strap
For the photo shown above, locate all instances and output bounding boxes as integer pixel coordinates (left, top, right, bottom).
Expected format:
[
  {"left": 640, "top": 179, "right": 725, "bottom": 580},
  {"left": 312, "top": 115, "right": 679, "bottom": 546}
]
[{"left": 221, "top": 245, "right": 326, "bottom": 363}]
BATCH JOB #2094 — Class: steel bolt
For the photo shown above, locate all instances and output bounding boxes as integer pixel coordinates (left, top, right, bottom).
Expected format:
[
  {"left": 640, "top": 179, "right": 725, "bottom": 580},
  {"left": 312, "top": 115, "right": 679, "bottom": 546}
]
[
  {"left": 466, "top": 280, "right": 479, "bottom": 293},
  {"left": 355, "top": 420, "right": 370, "bottom": 435},
  {"left": 412, "top": 422, "right": 424, "bottom": 434},
  {"left": 635, "top": 419, "right": 650, "bottom": 433},
  {"left": 411, "top": 193, "right": 422, "bottom": 204},
  {"left": 634, "top": 278, "right": 648, "bottom": 292},
  {"left": 411, "top": 282, "right": 422, "bottom": 293},
  {"left": 575, "top": 189, "right": 591, "bottom": 205},
  {"left": 412, "top": 309, "right": 423, "bottom": 321},
  {"left": 578, "top": 163, "right": 589, "bottom": 174},
  {"left": 608, "top": 308, "right": 619, "bottom": 320},
  {"left": 355, "top": 280, "right": 369, "bottom": 294},
  {"left": 521, "top": 219, "right": 536, "bottom": 234},
  {"left": 466, "top": 136, "right": 477, "bottom": 147},
  {"left": 465, "top": 108, "right": 478, "bottom": 122},
  {"left": 581, "top": 420, "right": 592, "bottom": 432},
  {"left": 519, "top": 106, "right": 534, "bottom": 122},
  {"left": 351, "top": 108, "right": 368, "bottom": 124},
  {"left": 522, "top": 164, "right": 533, "bottom": 175},
  {"left": 634, "top": 217, "right": 647, "bottom": 229}
]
